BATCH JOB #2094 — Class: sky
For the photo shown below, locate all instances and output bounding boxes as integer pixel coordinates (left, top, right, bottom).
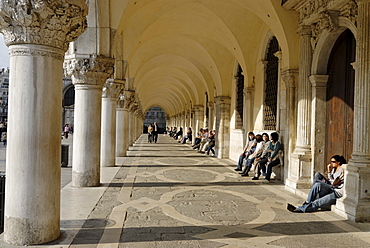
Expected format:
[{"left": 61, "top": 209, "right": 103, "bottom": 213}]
[{"left": 0, "top": 34, "right": 9, "bottom": 69}]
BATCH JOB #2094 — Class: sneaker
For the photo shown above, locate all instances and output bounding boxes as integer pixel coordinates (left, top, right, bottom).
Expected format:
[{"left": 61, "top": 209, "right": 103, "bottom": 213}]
[
  {"left": 287, "top": 203, "right": 303, "bottom": 213},
  {"left": 241, "top": 173, "right": 249, "bottom": 177},
  {"left": 262, "top": 179, "right": 270, "bottom": 183},
  {"left": 251, "top": 177, "right": 259, "bottom": 180},
  {"left": 234, "top": 168, "right": 242, "bottom": 171}
]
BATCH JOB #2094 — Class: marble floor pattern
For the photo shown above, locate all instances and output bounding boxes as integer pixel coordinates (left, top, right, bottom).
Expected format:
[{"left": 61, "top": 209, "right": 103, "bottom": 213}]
[{"left": 1, "top": 135, "right": 370, "bottom": 247}]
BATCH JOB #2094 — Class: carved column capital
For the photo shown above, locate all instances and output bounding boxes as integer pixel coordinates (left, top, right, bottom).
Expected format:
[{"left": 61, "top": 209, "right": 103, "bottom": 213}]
[
  {"left": 309, "top": 75, "right": 329, "bottom": 88},
  {"left": 296, "top": 25, "right": 312, "bottom": 37},
  {"left": 0, "top": 0, "right": 88, "bottom": 51},
  {"left": 281, "top": 69, "right": 298, "bottom": 88},
  {"left": 194, "top": 105, "right": 204, "bottom": 112},
  {"left": 117, "top": 90, "right": 135, "bottom": 110},
  {"left": 214, "top": 96, "right": 231, "bottom": 105},
  {"left": 102, "top": 79, "right": 124, "bottom": 99},
  {"left": 64, "top": 55, "right": 115, "bottom": 87}
]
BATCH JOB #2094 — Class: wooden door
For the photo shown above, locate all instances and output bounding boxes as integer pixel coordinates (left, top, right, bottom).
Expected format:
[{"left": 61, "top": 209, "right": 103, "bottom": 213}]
[{"left": 326, "top": 29, "right": 355, "bottom": 164}]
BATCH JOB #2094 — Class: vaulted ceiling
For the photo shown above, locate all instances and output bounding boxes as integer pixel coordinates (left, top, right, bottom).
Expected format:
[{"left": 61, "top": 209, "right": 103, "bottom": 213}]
[{"left": 109, "top": 0, "right": 299, "bottom": 116}]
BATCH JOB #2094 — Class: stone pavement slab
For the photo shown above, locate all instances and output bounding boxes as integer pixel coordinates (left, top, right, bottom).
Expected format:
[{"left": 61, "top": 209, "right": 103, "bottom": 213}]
[{"left": 1, "top": 134, "right": 370, "bottom": 247}]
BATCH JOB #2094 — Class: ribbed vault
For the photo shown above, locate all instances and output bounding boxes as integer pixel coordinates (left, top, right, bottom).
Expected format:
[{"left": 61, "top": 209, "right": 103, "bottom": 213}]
[{"left": 110, "top": 0, "right": 299, "bottom": 116}]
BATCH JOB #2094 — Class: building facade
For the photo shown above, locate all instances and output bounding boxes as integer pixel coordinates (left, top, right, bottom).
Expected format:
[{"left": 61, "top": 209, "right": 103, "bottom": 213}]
[
  {"left": 0, "top": 0, "right": 369, "bottom": 245},
  {"left": 0, "top": 68, "right": 9, "bottom": 122}
]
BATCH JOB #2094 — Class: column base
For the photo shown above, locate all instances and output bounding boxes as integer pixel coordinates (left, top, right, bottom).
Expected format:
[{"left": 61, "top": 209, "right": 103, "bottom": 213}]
[
  {"left": 333, "top": 163, "right": 370, "bottom": 222},
  {"left": 72, "top": 170, "right": 100, "bottom": 187},
  {"left": 4, "top": 217, "right": 59, "bottom": 246},
  {"left": 285, "top": 149, "right": 312, "bottom": 191}
]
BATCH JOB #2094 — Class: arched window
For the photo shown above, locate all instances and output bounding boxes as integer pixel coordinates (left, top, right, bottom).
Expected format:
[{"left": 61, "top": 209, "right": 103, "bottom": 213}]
[
  {"left": 235, "top": 64, "right": 244, "bottom": 129},
  {"left": 263, "top": 37, "right": 279, "bottom": 130},
  {"left": 63, "top": 86, "right": 75, "bottom": 107}
]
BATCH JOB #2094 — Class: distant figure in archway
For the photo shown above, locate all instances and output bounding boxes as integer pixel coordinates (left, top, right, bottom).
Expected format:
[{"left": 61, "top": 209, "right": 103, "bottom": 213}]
[{"left": 153, "top": 122, "right": 159, "bottom": 143}]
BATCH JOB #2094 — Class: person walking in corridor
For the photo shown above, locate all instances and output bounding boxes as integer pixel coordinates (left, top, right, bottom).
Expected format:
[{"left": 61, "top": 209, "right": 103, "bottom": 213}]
[{"left": 153, "top": 122, "right": 159, "bottom": 143}]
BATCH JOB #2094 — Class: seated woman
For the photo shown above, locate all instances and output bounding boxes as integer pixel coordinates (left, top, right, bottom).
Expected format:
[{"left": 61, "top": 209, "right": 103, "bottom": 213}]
[
  {"left": 181, "top": 127, "right": 192, "bottom": 143},
  {"left": 287, "top": 155, "right": 346, "bottom": 213},
  {"left": 262, "top": 132, "right": 281, "bottom": 183},
  {"left": 240, "top": 134, "right": 265, "bottom": 176},
  {"left": 235, "top": 132, "right": 257, "bottom": 171}
]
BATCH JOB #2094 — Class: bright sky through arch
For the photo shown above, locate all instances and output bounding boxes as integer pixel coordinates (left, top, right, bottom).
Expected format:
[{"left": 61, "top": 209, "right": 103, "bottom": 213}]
[{"left": 0, "top": 34, "right": 9, "bottom": 69}]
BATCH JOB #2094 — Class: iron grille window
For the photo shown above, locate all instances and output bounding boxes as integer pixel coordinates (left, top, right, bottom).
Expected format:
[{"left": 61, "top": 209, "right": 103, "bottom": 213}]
[
  {"left": 235, "top": 64, "right": 244, "bottom": 128},
  {"left": 263, "top": 37, "right": 279, "bottom": 130}
]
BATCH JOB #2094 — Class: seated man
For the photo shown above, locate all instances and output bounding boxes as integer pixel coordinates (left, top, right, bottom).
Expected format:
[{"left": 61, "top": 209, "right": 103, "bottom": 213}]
[{"left": 287, "top": 155, "right": 346, "bottom": 213}]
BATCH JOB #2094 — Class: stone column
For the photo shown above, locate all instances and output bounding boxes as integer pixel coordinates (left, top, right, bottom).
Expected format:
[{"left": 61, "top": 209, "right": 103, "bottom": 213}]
[
  {"left": 129, "top": 103, "right": 138, "bottom": 145},
  {"left": 243, "top": 87, "right": 254, "bottom": 132},
  {"left": 309, "top": 75, "right": 329, "bottom": 176},
  {"left": 335, "top": 0, "right": 370, "bottom": 222},
  {"left": 101, "top": 80, "right": 123, "bottom": 167},
  {"left": 282, "top": 70, "right": 298, "bottom": 190},
  {"left": 116, "top": 91, "right": 134, "bottom": 156},
  {"left": 194, "top": 105, "right": 205, "bottom": 134},
  {"left": 0, "top": 1, "right": 87, "bottom": 245},
  {"left": 288, "top": 25, "right": 313, "bottom": 190},
  {"left": 208, "top": 101, "right": 215, "bottom": 130},
  {"left": 64, "top": 56, "right": 114, "bottom": 187},
  {"left": 215, "top": 96, "right": 231, "bottom": 158}
]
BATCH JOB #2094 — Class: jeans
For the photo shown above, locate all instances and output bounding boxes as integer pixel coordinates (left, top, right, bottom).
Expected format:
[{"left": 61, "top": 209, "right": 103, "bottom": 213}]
[
  {"left": 253, "top": 158, "right": 268, "bottom": 177},
  {"left": 237, "top": 153, "right": 247, "bottom": 170},
  {"left": 265, "top": 159, "right": 280, "bottom": 180},
  {"left": 298, "top": 173, "right": 340, "bottom": 212},
  {"left": 206, "top": 144, "right": 215, "bottom": 155},
  {"left": 181, "top": 134, "right": 192, "bottom": 143},
  {"left": 241, "top": 157, "right": 256, "bottom": 174}
]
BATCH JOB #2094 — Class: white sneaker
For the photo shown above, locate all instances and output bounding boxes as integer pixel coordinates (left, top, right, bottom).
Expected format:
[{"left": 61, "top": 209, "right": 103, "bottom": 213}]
[{"left": 262, "top": 179, "right": 270, "bottom": 183}]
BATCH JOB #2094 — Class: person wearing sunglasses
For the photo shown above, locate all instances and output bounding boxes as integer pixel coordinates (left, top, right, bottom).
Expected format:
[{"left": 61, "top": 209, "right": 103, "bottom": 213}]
[{"left": 287, "top": 155, "right": 346, "bottom": 213}]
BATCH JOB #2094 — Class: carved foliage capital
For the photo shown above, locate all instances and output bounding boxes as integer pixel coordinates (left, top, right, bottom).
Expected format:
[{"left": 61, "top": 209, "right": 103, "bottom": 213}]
[
  {"left": 102, "top": 80, "right": 124, "bottom": 99},
  {"left": 64, "top": 56, "right": 115, "bottom": 87},
  {"left": 0, "top": 0, "right": 88, "bottom": 51},
  {"left": 117, "top": 90, "right": 135, "bottom": 110},
  {"left": 281, "top": 69, "right": 298, "bottom": 88}
]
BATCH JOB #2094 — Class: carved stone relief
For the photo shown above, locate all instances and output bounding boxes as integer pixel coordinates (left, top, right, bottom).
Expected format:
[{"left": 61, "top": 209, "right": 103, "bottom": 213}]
[
  {"left": 310, "top": 10, "right": 340, "bottom": 49},
  {"left": 0, "top": 0, "right": 88, "bottom": 51}
]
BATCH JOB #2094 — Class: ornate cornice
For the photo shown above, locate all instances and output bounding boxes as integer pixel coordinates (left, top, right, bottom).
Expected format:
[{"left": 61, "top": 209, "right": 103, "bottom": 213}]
[
  {"left": 102, "top": 79, "right": 124, "bottom": 99},
  {"left": 64, "top": 55, "right": 115, "bottom": 86},
  {"left": 0, "top": 0, "right": 88, "bottom": 51}
]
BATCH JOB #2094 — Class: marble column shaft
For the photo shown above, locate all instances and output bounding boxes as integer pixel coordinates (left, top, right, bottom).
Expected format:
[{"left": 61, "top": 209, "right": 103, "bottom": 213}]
[
  {"left": 215, "top": 96, "right": 231, "bottom": 158},
  {"left": 295, "top": 25, "right": 313, "bottom": 151},
  {"left": 1, "top": 1, "right": 88, "bottom": 245},
  {"left": 101, "top": 80, "right": 123, "bottom": 167},
  {"left": 194, "top": 105, "right": 204, "bottom": 133}
]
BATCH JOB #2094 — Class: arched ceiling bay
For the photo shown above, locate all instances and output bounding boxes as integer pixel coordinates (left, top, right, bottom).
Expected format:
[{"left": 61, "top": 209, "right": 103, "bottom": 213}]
[{"left": 111, "top": 0, "right": 299, "bottom": 116}]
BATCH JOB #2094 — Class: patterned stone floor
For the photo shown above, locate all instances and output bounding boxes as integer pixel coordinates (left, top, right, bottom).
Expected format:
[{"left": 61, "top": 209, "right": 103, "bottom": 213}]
[{"left": 1, "top": 134, "right": 370, "bottom": 247}]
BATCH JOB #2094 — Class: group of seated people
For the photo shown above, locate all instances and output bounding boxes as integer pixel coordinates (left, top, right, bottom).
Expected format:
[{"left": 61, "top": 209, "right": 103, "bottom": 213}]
[
  {"left": 191, "top": 128, "right": 216, "bottom": 156},
  {"left": 170, "top": 126, "right": 216, "bottom": 156},
  {"left": 234, "top": 131, "right": 281, "bottom": 183},
  {"left": 235, "top": 130, "right": 346, "bottom": 212}
]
